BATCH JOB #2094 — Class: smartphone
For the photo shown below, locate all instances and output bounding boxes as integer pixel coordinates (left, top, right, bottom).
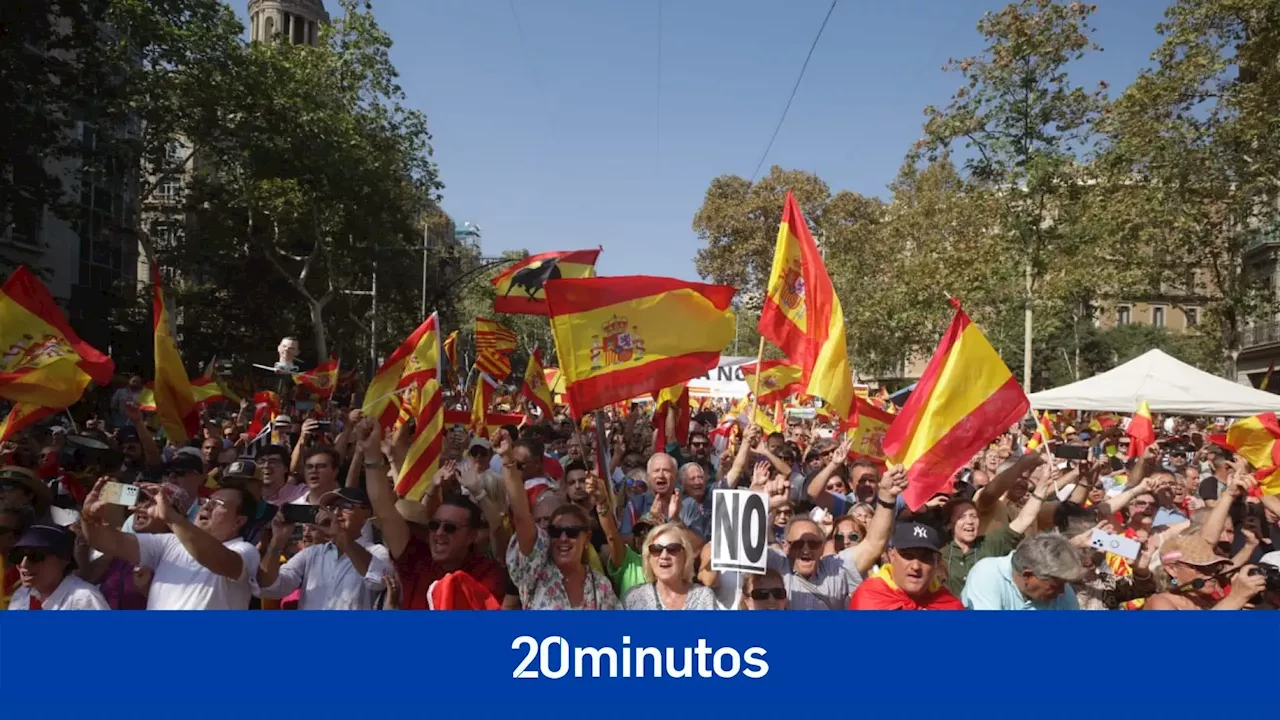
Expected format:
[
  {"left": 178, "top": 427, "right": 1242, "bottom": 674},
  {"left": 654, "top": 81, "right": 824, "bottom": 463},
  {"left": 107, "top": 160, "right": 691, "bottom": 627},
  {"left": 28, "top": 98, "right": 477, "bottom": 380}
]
[
  {"left": 100, "top": 481, "right": 141, "bottom": 507},
  {"left": 1055, "top": 444, "right": 1090, "bottom": 461},
  {"left": 312, "top": 420, "right": 331, "bottom": 428},
  {"left": 1089, "top": 529, "right": 1141, "bottom": 561},
  {"left": 281, "top": 504, "right": 319, "bottom": 524}
]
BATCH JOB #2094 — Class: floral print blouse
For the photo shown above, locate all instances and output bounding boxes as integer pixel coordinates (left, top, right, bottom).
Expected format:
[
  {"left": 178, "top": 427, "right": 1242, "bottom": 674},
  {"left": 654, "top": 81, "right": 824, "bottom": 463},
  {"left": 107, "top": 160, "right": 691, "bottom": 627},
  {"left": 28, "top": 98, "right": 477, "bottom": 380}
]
[{"left": 506, "top": 529, "right": 620, "bottom": 610}]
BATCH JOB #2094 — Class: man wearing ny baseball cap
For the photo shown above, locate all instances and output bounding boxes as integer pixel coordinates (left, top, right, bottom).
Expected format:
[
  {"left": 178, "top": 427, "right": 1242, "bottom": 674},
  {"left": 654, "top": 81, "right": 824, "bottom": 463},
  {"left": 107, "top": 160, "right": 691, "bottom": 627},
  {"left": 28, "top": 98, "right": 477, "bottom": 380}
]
[{"left": 849, "top": 521, "right": 964, "bottom": 610}]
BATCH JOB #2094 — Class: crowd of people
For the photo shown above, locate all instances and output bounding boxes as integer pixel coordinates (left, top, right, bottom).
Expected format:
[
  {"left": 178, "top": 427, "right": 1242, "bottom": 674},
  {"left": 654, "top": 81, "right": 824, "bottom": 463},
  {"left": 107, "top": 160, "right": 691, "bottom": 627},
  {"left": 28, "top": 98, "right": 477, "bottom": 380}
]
[{"left": 2, "top": 379, "right": 1278, "bottom": 611}]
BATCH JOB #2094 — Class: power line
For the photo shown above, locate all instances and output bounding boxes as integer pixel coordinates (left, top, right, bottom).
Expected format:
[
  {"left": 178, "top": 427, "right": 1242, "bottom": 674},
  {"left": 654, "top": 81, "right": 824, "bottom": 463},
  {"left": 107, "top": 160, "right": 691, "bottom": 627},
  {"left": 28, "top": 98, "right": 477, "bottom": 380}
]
[{"left": 748, "top": 0, "right": 840, "bottom": 183}]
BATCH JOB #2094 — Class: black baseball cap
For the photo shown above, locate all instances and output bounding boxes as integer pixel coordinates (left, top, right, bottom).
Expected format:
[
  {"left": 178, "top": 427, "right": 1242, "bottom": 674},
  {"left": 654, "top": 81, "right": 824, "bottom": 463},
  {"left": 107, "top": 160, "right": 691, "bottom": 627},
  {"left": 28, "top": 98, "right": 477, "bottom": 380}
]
[
  {"left": 8, "top": 524, "right": 77, "bottom": 568},
  {"left": 164, "top": 453, "right": 204, "bottom": 476},
  {"left": 891, "top": 522, "right": 943, "bottom": 552},
  {"left": 223, "top": 459, "right": 259, "bottom": 481},
  {"left": 318, "top": 486, "right": 370, "bottom": 508}
]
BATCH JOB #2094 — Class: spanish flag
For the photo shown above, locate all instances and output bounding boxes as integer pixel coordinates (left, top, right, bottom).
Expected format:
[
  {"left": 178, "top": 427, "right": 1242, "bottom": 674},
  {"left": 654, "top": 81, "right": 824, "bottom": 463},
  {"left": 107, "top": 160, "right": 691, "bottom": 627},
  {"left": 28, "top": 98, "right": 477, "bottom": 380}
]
[
  {"left": 758, "top": 191, "right": 854, "bottom": 419},
  {"left": 740, "top": 360, "right": 803, "bottom": 406},
  {"left": 294, "top": 356, "right": 339, "bottom": 400},
  {"left": 1126, "top": 400, "right": 1155, "bottom": 460},
  {"left": 546, "top": 276, "right": 735, "bottom": 416},
  {"left": 140, "top": 373, "right": 234, "bottom": 412},
  {"left": 0, "top": 404, "right": 56, "bottom": 443},
  {"left": 1088, "top": 413, "right": 1121, "bottom": 433},
  {"left": 363, "top": 313, "right": 441, "bottom": 429},
  {"left": 845, "top": 396, "right": 894, "bottom": 467},
  {"left": 246, "top": 390, "right": 280, "bottom": 437},
  {"left": 492, "top": 248, "right": 602, "bottom": 315},
  {"left": 520, "top": 350, "right": 554, "bottom": 418},
  {"left": 151, "top": 267, "right": 198, "bottom": 444},
  {"left": 652, "top": 383, "right": 690, "bottom": 449},
  {"left": 396, "top": 378, "right": 444, "bottom": 501},
  {"left": 470, "top": 372, "right": 498, "bottom": 437},
  {"left": 1212, "top": 414, "right": 1280, "bottom": 493},
  {"left": 882, "top": 298, "right": 1029, "bottom": 510},
  {"left": 0, "top": 266, "right": 113, "bottom": 408},
  {"left": 1026, "top": 411, "right": 1053, "bottom": 451},
  {"left": 474, "top": 317, "right": 516, "bottom": 379}
]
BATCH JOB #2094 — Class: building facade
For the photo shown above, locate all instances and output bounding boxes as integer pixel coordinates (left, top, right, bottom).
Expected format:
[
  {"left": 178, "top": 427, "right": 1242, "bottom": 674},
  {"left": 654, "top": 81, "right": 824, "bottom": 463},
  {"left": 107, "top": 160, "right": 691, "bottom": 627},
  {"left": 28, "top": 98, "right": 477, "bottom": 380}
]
[{"left": 247, "top": 0, "right": 330, "bottom": 46}]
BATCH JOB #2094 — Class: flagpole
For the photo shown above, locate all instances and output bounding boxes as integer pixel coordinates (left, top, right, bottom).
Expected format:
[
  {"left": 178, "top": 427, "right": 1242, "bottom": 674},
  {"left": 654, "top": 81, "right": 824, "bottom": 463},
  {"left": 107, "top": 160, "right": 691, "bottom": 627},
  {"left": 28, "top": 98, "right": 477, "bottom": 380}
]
[{"left": 748, "top": 336, "right": 766, "bottom": 424}]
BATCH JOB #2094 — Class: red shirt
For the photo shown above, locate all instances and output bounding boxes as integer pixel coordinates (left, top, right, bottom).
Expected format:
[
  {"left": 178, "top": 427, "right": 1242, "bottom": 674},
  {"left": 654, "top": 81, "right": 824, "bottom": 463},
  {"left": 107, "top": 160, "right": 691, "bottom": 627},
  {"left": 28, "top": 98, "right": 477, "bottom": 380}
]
[
  {"left": 849, "top": 574, "right": 966, "bottom": 610},
  {"left": 394, "top": 535, "right": 507, "bottom": 610}
]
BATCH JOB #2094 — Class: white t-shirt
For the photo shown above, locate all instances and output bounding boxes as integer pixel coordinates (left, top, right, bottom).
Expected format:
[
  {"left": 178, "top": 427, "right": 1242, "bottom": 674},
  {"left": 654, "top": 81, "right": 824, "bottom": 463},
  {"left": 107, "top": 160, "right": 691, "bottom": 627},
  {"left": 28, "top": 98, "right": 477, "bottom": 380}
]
[
  {"left": 136, "top": 533, "right": 261, "bottom": 610},
  {"left": 8, "top": 575, "right": 110, "bottom": 610}
]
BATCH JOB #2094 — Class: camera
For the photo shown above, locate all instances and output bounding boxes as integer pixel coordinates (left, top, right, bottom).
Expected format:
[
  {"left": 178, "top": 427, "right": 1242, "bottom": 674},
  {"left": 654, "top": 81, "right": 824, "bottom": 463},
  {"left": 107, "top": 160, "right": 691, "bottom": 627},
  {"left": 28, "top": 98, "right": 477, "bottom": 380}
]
[{"left": 1247, "top": 565, "right": 1280, "bottom": 593}]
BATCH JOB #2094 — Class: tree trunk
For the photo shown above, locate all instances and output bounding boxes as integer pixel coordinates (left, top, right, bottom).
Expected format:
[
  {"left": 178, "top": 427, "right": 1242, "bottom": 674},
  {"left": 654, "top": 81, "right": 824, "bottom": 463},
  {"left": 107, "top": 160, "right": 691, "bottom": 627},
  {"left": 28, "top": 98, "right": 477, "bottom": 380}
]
[
  {"left": 1023, "top": 261, "right": 1033, "bottom": 391},
  {"left": 308, "top": 300, "right": 328, "bottom": 363}
]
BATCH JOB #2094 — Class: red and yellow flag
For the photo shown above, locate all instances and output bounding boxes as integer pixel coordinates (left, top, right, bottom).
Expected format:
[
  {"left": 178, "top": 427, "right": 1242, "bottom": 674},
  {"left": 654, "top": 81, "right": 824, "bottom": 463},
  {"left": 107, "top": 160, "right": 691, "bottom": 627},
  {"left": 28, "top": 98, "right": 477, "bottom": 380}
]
[
  {"left": 1212, "top": 414, "right": 1280, "bottom": 493},
  {"left": 396, "top": 378, "right": 444, "bottom": 501},
  {"left": 845, "top": 397, "right": 894, "bottom": 467},
  {"left": 363, "top": 312, "right": 441, "bottom": 429},
  {"left": 0, "top": 404, "right": 56, "bottom": 443},
  {"left": 294, "top": 356, "right": 339, "bottom": 400},
  {"left": 0, "top": 266, "right": 113, "bottom": 408},
  {"left": 882, "top": 298, "right": 1029, "bottom": 510},
  {"left": 520, "top": 350, "right": 554, "bottom": 418},
  {"left": 1088, "top": 413, "right": 1121, "bottom": 433},
  {"left": 652, "top": 383, "right": 690, "bottom": 449},
  {"left": 470, "top": 372, "right": 498, "bottom": 438},
  {"left": 1126, "top": 400, "right": 1155, "bottom": 460},
  {"left": 474, "top": 317, "right": 516, "bottom": 379},
  {"left": 151, "top": 267, "right": 198, "bottom": 444},
  {"left": 545, "top": 276, "right": 735, "bottom": 416},
  {"left": 245, "top": 391, "right": 280, "bottom": 438},
  {"left": 739, "top": 359, "right": 803, "bottom": 406},
  {"left": 442, "top": 331, "right": 459, "bottom": 374},
  {"left": 1262, "top": 359, "right": 1276, "bottom": 391},
  {"left": 758, "top": 191, "right": 854, "bottom": 419},
  {"left": 1026, "top": 411, "right": 1054, "bottom": 451},
  {"left": 492, "top": 249, "right": 602, "bottom": 315}
]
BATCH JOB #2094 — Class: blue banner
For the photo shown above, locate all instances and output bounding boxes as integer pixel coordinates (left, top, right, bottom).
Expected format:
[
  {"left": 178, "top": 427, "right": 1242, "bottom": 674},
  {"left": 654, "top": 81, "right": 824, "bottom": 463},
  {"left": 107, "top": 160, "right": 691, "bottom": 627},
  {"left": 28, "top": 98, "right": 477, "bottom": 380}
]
[{"left": 2, "top": 612, "right": 1276, "bottom": 716}]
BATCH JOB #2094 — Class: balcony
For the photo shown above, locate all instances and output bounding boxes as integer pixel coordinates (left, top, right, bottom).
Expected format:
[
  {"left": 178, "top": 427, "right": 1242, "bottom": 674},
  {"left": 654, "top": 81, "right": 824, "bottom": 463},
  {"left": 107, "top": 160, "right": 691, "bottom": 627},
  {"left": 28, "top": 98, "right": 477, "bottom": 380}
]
[
  {"left": 1245, "top": 321, "right": 1280, "bottom": 349},
  {"left": 1245, "top": 220, "right": 1280, "bottom": 256}
]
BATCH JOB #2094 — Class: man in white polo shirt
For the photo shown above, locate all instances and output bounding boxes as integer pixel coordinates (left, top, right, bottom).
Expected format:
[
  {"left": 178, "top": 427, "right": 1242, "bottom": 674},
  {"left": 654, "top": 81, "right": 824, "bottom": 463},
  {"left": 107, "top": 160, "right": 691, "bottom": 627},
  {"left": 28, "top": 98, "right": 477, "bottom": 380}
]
[{"left": 79, "top": 477, "right": 260, "bottom": 609}]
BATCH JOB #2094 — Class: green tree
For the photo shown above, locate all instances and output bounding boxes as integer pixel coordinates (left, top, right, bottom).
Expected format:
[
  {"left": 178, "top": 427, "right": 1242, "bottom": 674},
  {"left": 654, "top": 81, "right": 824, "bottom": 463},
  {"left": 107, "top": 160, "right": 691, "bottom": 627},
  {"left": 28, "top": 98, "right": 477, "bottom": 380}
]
[
  {"left": 917, "top": 0, "right": 1107, "bottom": 388},
  {"left": 1097, "top": 0, "right": 1280, "bottom": 377}
]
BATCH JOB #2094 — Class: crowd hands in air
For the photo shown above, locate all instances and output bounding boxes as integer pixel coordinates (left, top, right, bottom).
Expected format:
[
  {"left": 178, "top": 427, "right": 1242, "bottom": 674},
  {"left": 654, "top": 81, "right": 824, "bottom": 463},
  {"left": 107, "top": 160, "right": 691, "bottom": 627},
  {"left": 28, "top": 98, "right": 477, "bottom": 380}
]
[{"left": 1, "top": 390, "right": 1277, "bottom": 612}]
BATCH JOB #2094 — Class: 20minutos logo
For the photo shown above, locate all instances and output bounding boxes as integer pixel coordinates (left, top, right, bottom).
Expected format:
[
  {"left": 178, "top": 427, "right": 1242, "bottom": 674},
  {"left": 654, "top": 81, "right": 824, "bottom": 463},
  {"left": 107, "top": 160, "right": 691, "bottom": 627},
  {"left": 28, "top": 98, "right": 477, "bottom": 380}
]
[{"left": 511, "top": 636, "right": 769, "bottom": 679}]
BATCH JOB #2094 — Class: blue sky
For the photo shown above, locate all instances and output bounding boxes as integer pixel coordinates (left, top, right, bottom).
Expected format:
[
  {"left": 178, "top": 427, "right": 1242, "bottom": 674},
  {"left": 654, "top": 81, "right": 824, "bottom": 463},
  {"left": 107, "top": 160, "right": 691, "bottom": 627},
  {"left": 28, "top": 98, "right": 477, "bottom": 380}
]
[{"left": 236, "top": 1, "right": 1171, "bottom": 280}]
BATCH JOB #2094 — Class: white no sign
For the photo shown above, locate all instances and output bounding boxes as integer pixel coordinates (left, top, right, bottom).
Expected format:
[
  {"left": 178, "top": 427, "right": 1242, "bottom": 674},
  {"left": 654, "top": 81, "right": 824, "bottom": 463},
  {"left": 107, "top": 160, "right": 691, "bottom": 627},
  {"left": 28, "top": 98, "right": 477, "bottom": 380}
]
[{"left": 710, "top": 488, "right": 769, "bottom": 575}]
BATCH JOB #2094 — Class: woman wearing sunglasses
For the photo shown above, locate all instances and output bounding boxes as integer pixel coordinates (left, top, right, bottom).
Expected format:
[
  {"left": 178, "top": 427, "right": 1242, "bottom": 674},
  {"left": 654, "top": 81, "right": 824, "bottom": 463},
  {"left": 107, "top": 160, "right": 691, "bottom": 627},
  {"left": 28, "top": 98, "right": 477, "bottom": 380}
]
[
  {"left": 622, "top": 522, "right": 714, "bottom": 610},
  {"left": 739, "top": 569, "right": 787, "bottom": 610},
  {"left": 499, "top": 431, "right": 619, "bottom": 609},
  {"left": 830, "top": 516, "right": 865, "bottom": 555}
]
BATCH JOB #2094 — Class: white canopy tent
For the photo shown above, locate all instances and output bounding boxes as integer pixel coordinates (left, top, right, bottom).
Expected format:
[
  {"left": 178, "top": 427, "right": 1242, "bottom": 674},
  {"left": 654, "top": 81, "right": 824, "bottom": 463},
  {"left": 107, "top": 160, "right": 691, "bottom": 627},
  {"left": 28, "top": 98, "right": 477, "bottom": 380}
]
[{"left": 1028, "top": 349, "right": 1280, "bottom": 417}]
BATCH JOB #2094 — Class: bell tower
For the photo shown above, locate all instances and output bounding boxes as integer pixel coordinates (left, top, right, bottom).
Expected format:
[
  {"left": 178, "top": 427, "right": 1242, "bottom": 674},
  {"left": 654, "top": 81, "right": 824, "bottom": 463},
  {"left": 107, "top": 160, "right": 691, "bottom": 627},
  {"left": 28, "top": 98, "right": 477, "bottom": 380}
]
[{"left": 247, "top": 0, "right": 330, "bottom": 46}]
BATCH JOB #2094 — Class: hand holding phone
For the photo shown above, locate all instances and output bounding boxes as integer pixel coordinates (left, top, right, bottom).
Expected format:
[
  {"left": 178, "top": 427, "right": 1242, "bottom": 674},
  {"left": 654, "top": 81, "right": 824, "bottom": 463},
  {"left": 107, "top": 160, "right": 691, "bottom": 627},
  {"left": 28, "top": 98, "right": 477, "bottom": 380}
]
[
  {"left": 281, "top": 504, "right": 319, "bottom": 525},
  {"left": 100, "top": 481, "right": 141, "bottom": 507},
  {"left": 1089, "top": 529, "right": 1140, "bottom": 561}
]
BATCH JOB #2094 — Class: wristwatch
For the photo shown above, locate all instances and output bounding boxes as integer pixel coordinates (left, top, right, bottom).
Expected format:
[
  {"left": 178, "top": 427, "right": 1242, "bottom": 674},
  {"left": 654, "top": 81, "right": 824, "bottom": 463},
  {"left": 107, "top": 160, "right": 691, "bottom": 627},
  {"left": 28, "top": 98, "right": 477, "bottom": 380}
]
[{"left": 876, "top": 497, "right": 896, "bottom": 510}]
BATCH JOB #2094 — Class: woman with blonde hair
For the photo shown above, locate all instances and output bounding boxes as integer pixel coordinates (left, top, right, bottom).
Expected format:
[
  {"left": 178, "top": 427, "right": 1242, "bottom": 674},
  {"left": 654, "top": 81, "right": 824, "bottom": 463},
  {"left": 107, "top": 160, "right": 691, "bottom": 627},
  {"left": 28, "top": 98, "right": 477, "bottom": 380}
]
[{"left": 622, "top": 522, "right": 715, "bottom": 610}]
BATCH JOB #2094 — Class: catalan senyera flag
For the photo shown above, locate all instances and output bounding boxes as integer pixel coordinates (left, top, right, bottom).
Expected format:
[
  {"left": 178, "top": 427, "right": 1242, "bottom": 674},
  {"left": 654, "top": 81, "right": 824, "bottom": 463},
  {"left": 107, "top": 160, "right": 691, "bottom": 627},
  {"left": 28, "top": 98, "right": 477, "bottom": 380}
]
[
  {"left": 151, "top": 267, "right": 198, "bottom": 444},
  {"left": 545, "top": 276, "right": 735, "bottom": 416},
  {"left": 474, "top": 317, "right": 516, "bottom": 379},
  {"left": 469, "top": 372, "right": 498, "bottom": 438},
  {"left": 758, "top": 191, "right": 854, "bottom": 419},
  {"left": 0, "top": 403, "right": 57, "bottom": 443},
  {"left": 845, "top": 396, "right": 894, "bottom": 467},
  {"left": 294, "top": 356, "right": 339, "bottom": 400},
  {"left": 520, "top": 350, "right": 554, "bottom": 418},
  {"left": 442, "top": 331, "right": 459, "bottom": 373},
  {"left": 740, "top": 359, "right": 803, "bottom": 406},
  {"left": 363, "top": 313, "right": 441, "bottom": 429},
  {"left": 492, "top": 248, "right": 602, "bottom": 315},
  {"left": 882, "top": 298, "right": 1030, "bottom": 510},
  {"left": 1026, "top": 411, "right": 1054, "bottom": 451},
  {"left": 395, "top": 378, "right": 444, "bottom": 501},
  {"left": 0, "top": 266, "right": 113, "bottom": 409},
  {"left": 1211, "top": 414, "right": 1280, "bottom": 493},
  {"left": 652, "top": 383, "right": 690, "bottom": 449},
  {"left": 1126, "top": 400, "right": 1155, "bottom": 460}
]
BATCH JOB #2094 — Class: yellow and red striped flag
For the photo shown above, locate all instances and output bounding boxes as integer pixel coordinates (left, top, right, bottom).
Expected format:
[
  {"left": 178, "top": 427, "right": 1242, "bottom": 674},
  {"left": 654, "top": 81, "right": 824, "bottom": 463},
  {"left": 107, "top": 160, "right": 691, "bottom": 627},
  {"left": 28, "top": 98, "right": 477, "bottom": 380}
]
[
  {"left": 395, "top": 378, "right": 444, "bottom": 501},
  {"left": 1126, "top": 400, "right": 1155, "bottom": 459},
  {"left": 294, "top": 355, "right": 339, "bottom": 400},
  {"left": 882, "top": 298, "right": 1030, "bottom": 510},
  {"left": 1026, "top": 411, "right": 1054, "bottom": 451},
  {"left": 0, "top": 404, "right": 56, "bottom": 443},
  {"left": 363, "top": 312, "right": 441, "bottom": 429},
  {"left": 492, "top": 249, "right": 602, "bottom": 315},
  {"left": 474, "top": 317, "right": 516, "bottom": 379},
  {"left": 0, "top": 266, "right": 113, "bottom": 408},
  {"left": 151, "top": 267, "right": 198, "bottom": 444},
  {"left": 758, "top": 191, "right": 854, "bottom": 420},
  {"left": 469, "top": 372, "right": 498, "bottom": 438},
  {"left": 652, "top": 383, "right": 690, "bottom": 449},
  {"left": 520, "top": 350, "right": 554, "bottom": 418},
  {"left": 442, "top": 331, "right": 459, "bottom": 374},
  {"left": 739, "top": 359, "right": 803, "bottom": 406}
]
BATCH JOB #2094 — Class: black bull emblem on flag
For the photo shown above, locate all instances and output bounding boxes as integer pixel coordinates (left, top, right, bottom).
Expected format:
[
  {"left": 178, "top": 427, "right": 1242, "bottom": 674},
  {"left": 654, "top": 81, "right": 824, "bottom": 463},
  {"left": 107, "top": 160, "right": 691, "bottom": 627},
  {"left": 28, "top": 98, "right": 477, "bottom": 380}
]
[{"left": 505, "top": 259, "right": 562, "bottom": 299}]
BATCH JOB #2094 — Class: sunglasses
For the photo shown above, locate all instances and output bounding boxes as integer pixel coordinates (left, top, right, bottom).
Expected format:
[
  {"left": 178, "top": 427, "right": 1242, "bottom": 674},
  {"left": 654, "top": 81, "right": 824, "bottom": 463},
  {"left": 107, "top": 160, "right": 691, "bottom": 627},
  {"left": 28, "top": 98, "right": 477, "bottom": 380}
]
[
  {"left": 15, "top": 549, "right": 51, "bottom": 564},
  {"left": 328, "top": 499, "right": 369, "bottom": 511},
  {"left": 468, "top": 447, "right": 489, "bottom": 457},
  {"left": 788, "top": 539, "right": 823, "bottom": 551},
  {"left": 647, "top": 543, "right": 684, "bottom": 556},
  {"left": 748, "top": 588, "right": 786, "bottom": 601},
  {"left": 689, "top": 441, "right": 708, "bottom": 448},
  {"left": 835, "top": 532, "right": 862, "bottom": 544},
  {"left": 548, "top": 525, "right": 586, "bottom": 539},
  {"left": 427, "top": 520, "right": 460, "bottom": 534}
]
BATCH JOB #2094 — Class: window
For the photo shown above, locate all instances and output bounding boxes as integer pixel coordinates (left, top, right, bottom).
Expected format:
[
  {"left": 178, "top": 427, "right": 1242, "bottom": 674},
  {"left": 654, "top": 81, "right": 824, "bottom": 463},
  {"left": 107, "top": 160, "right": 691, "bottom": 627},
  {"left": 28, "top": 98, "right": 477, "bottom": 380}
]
[
  {"left": 1153, "top": 306, "right": 1166, "bottom": 328},
  {"left": 156, "top": 178, "right": 181, "bottom": 203},
  {"left": 1185, "top": 307, "right": 1199, "bottom": 327},
  {"left": 165, "top": 140, "right": 185, "bottom": 164},
  {"left": 1117, "top": 306, "right": 1131, "bottom": 326}
]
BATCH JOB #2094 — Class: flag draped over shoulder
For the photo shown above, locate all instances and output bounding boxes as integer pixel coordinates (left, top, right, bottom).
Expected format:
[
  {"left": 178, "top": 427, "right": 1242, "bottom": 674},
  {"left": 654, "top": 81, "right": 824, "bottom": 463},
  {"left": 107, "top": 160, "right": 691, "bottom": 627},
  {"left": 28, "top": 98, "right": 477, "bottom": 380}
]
[
  {"left": 0, "top": 266, "right": 113, "bottom": 408},
  {"left": 294, "top": 356, "right": 339, "bottom": 400},
  {"left": 492, "top": 249, "right": 602, "bottom": 315},
  {"left": 396, "top": 379, "right": 445, "bottom": 501},
  {"left": 883, "top": 298, "right": 1029, "bottom": 510},
  {"left": 739, "top": 359, "right": 803, "bottom": 406},
  {"left": 545, "top": 276, "right": 735, "bottom": 416},
  {"left": 520, "top": 350, "right": 554, "bottom": 418},
  {"left": 363, "top": 313, "right": 441, "bottom": 429},
  {"left": 758, "top": 191, "right": 854, "bottom": 419},
  {"left": 151, "top": 267, "right": 198, "bottom": 444},
  {"left": 1126, "top": 400, "right": 1155, "bottom": 460},
  {"left": 474, "top": 317, "right": 516, "bottom": 379}
]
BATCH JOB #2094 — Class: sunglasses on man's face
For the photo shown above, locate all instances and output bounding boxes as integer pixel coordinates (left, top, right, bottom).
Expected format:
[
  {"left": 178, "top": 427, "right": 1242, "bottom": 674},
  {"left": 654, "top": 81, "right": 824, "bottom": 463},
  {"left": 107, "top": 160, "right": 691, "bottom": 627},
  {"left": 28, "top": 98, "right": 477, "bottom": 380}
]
[
  {"left": 548, "top": 525, "right": 586, "bottom": 539},
  {"left": 427, "top": 520, "right": 460, "bottom": 534},
  {"left": 689, "top": 441, "right": 708, "bottom": 449},
  {"left": 788, "top": 538, "right": 823, "bottom": 551},
  {"left": 328, "top": 499, "right": 369, "bottom": 512},
  {"left": 748, "top": 588, "right": 786, "bottom": 601},
  {"left": 15, "top": 549, "right": 51, "bottom": 564}
]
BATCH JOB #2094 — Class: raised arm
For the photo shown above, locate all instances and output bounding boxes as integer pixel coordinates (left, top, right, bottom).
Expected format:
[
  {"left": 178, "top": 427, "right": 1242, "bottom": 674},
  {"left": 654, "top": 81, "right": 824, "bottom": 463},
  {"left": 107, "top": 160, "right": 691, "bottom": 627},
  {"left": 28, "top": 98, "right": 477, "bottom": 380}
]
[
  {"left": 79, "top": 477, "right": 142, "bottom": 566},
  {"left": 586, "top": 472, "right": 627, "bottom": 569},
  {"left": 723, "top": 425, "right": 762, "bottom": 488},
  {"left": 123, "top": 403, "right": 162, "bottom": 468},
  {"left": 159, "top": 491, "right": 245, "bottom": 580},
  {"left": 496, "top": 430, "right": 538, "bottom": 556},
  {"left": 356, "top": 419, "right": 410, "bottom": 559},
  {"left": 849, "top": 465, "right": 908, "bottom": 575},
  {"left": 806, "top": 436, "right": 854, "bottom": 512},
  {"left": 975, "top": 448, "right": 1045, "bottom": 514},
  {"left": 457, "top": 460, "right": 511, "bottom": 560},
  {"left": 1201, "top": 471, "right": 1251, "bottom": 547}
]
